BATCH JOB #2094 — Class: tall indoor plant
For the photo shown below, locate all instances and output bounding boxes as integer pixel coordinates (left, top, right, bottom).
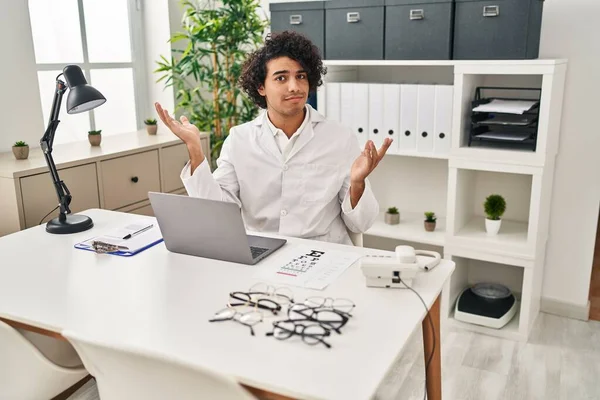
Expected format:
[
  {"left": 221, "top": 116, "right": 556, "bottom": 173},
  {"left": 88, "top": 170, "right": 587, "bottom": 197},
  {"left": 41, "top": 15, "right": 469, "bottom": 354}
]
[{"left": 156, "top": 0, "right": 268, "bottom": 169}]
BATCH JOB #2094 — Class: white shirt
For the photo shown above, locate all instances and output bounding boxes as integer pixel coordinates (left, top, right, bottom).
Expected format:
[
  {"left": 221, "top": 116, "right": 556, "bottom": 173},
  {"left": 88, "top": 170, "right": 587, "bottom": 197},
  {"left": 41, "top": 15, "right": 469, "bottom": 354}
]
[
  {"left": 266, "top": 107, "right": 309, "bottom": 161},
  {"left": 180, "top": 105, "right": 379, "bottom": 245}
]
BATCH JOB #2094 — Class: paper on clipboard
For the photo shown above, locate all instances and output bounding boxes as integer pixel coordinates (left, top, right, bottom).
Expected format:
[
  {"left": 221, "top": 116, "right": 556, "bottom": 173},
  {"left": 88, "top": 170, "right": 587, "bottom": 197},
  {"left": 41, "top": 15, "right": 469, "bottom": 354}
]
[{"left": 75, "top": 221, "right": 163, "bottom": 256}]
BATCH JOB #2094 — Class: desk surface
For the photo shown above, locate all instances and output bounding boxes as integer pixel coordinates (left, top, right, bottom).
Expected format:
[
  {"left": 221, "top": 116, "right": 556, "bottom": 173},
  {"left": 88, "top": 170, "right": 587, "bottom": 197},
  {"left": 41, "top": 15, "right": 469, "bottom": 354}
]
[{"left": 0, "top": 209, "right": 454, "bottom": 400}]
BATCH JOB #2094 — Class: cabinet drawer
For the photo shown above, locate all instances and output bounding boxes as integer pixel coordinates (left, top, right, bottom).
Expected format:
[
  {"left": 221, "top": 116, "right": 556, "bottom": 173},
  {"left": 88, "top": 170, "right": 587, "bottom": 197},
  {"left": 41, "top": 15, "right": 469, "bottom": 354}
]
[
  {"left": 126, "top": 203, "right": 154, "bottom": 217},
  {"left": 453, "top": 0, "right": 543, "bottom": 60},
  {"left": 271, "top": 2, "right": 325, "bottom": 56},
  {"left": 325, "top": 1, "right": 385, "bottom": 60},
  {"left": 385, "top": 2, "right": 453, "bottom": 60},
  {"left": 161, "top": 143, "right": 189, "bottom": 193},
  {"left": 20, "top": 163, "right": 100, "bottom": 228},
  {"left": 101, "top": 150, "right": 160, "bottom": 210}
]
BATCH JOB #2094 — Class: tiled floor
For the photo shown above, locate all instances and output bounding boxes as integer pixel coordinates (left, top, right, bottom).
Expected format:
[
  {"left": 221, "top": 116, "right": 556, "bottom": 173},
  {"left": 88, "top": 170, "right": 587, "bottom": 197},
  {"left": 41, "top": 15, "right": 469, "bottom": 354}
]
[{"left": 589, "top": 215, "right": 600, "bottom": 321}]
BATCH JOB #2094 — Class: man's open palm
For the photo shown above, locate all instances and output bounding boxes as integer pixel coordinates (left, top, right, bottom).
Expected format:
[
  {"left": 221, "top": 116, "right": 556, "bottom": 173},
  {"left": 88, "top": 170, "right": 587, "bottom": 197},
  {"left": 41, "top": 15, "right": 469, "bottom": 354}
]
[
  {"left": 351, "top": 139, "right": 393, "bottom": 183},
  {"left": 155, "top": 102, "right": 201, "bottom": 147}
]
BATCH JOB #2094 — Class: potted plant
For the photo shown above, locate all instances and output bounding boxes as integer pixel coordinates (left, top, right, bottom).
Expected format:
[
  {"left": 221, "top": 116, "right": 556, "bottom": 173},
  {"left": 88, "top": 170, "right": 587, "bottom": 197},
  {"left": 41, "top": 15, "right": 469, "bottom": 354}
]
[
  {"left": 385, "top": 207, "right": 400, "bottom": 225},
  {"left": 156, "top": 0, "right": 268, "bottom": 170},
  {"left": 88, "top": 130, "right": 102, "bottom": 146},
  {"left": 484, "top": 194, "right": 506, "bottom": 235},
  {"left": 144, "top": 118, "right": 158, "bottom": 135},
  {"left": 12, "top": 141, "right": 29, "bottom": 160},
  {"left": 424, "top": 212, "right": 437, "bottom": 232}
]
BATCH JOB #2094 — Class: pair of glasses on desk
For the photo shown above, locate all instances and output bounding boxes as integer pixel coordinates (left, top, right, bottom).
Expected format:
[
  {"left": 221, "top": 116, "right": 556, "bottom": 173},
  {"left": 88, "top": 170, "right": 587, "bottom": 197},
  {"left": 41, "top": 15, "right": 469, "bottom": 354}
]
[
  {"left": 208, "top": 284, "right": 294, "bottom": 335},
  {"left": 90, "top": 241, "right": 128, "bottom": 254}
]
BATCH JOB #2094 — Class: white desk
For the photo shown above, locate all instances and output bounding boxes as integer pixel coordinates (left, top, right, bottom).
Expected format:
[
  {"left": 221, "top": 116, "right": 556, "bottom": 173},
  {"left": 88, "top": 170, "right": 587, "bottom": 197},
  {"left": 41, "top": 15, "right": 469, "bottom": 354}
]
[{"left": 0, "top": 209, "right": 454, "bottom": 400}]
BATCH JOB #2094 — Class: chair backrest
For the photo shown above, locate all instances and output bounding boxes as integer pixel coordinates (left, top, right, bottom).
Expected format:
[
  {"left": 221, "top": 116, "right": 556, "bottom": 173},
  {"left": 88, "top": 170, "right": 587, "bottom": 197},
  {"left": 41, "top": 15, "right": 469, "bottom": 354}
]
[
  {"left": 0, "top": 321, "right": 86, "bottom": 400},
  {"left": 63, "top": 330, "right": 257, "bottom": 400},
  {"left": 347, "top": 230, "right": 363, "bottom": 247}
]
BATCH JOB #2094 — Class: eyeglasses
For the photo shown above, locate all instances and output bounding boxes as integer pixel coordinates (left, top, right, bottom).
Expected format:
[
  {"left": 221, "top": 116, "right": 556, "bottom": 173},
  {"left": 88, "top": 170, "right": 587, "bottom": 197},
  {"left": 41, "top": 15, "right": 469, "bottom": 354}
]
[
  {"left": 288, "top": 304, "right": 349, "bottom": 334},
  {"left": 303, "top": 297, "right": 355, "bottom": 316},
  {"left": 267, "top": 320, "right": 332, "bottom": 348},
  {"left": 248, "top": 282, "right": 295, "bottom": 306},
  {"left": 91, "top": 240, "right": 127, "bottom": 254},
  {"left": 208, "top": 307, "right": 263, "bottom": 336},
  {"left": 229, "top": 292, "right": 282, "bottom": 315}
]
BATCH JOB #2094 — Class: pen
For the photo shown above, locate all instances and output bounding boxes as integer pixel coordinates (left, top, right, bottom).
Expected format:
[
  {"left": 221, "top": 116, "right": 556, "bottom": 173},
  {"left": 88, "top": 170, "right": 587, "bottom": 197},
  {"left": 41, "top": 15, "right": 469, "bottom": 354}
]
[{"left": 122, "top": 224, "right": 154, "bottom": 240}]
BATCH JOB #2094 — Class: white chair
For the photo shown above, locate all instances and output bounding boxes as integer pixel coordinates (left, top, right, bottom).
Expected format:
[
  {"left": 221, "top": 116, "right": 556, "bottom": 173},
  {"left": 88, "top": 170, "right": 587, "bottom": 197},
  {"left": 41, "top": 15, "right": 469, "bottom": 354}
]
[
  {"left": 62, "top": 330, "right": 257, "bottom": 400},
  {"left": 0, "top": 320, "right": 88, "bottom": 400},
  {"left": 347, "top": 230, "right": 364, "bottom": 247}
]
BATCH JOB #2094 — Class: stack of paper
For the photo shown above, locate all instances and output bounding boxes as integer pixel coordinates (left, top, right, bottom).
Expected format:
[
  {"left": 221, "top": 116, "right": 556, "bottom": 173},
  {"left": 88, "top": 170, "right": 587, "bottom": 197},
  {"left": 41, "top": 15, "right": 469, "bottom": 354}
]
[{"left": 473, "top": 99, "right": 538, "bottom": 115}]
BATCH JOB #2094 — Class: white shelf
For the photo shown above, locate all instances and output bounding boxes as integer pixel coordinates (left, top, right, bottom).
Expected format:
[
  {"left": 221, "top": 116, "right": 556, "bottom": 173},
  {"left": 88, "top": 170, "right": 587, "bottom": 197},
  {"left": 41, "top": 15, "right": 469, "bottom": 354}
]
[
  {"left": 323, "top": 59, "right": 568, "bottom": 68},
  {"left": 450, "top": 217, "right": 532, "bottom": 259},
  {"left": 365, "top": 212, "right": 445, "bottom": 247},
  {"left": 390, "top": 151, "right": 449, "bottom": 160},
  {"left": 447, "top": 302, "right": 523, "bottom": 341}
]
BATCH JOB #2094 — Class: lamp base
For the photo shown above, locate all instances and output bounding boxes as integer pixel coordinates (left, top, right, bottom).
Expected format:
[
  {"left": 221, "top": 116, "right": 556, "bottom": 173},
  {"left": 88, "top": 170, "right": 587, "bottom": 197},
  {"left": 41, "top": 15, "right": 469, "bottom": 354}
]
[{"left": 46, "top": 214, "right": 94, "bottom": 234}]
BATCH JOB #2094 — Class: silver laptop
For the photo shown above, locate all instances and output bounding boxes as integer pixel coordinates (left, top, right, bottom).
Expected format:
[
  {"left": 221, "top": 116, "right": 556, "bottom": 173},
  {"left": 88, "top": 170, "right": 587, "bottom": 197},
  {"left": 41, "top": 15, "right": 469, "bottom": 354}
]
[{"left": 148, "top": 192, "right": 286, "bottom": 265}]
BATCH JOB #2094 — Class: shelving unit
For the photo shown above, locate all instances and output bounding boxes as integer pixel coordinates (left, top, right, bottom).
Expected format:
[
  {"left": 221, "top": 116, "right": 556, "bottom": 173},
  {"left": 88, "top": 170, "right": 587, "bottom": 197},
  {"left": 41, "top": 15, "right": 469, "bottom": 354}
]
[{"left": 318, "top": 59, "right": 567, "bottom": 341}]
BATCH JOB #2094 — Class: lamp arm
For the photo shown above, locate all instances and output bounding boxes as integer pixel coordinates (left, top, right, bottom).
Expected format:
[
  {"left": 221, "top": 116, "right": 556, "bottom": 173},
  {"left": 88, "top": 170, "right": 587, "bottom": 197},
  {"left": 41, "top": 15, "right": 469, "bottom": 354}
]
[{"left": 40, "top": 78, "right": 72, "bottom": 221}]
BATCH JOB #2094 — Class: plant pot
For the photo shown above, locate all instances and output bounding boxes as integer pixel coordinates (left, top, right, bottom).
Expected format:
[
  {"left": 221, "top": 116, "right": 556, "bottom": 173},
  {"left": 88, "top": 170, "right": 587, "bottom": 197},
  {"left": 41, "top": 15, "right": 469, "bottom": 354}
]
[
  {"left": 485, "top": 218, "right": 502, "bottom": 236},
  {"left": 424, "top": 221, "right": 436, "bottom": 232},
  {"left": 146, "top": 125, "right": 157, "bottom": 135},
  {"left": 88, "top": 134, "right": 102, "bottom": 146},
  {"left": 12, "top": 146, "right": 29, "bottom": 160},
  {"left": 385, "top": 212, "right": 400, "bottom": 225}
]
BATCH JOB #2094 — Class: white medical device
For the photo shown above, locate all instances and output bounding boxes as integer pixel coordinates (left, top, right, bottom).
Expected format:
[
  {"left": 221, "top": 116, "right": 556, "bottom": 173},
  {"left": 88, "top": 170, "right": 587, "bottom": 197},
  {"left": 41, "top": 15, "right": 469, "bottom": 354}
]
[{"left": 360, "top": 246, "right": 441, "bottom": 288}]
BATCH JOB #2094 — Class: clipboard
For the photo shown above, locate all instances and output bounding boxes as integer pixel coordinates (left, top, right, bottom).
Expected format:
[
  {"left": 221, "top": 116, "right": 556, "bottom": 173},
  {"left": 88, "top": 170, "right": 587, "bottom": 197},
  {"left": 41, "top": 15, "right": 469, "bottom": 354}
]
[{"left": 74, "top": 222, "right": 164, "bottom": 257}]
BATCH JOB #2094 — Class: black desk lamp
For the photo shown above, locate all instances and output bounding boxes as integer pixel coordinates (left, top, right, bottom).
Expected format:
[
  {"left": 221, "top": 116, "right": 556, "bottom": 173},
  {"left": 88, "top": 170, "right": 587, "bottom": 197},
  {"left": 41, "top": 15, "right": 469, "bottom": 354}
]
[{"left": 41, "top": 65, "right": 106, "bottom": 234}]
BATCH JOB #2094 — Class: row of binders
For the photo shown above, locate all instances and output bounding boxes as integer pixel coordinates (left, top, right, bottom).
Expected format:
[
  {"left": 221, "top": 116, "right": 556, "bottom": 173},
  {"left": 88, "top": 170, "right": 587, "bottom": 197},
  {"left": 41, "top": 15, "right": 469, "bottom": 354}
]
[{"left": 321, "top": 83, "right": 454, "bottom": 155}]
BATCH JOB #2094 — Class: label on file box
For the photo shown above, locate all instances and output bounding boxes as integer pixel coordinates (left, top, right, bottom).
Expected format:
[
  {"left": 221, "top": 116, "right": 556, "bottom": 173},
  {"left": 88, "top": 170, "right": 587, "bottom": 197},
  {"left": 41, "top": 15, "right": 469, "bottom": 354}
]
[
  {"left": 399, "top": 85, "right": 418, "bottom": 152},
  {"left": 383, "top": 84, "right": 400, "bottom": 154},
  {"left": 368, "top": 84, "right": 385, "bottom": 149},
  {"left": 352, "top": 83, "right": 369, "bottom": 148},
  {"left": 434, "top": 85, "right": 453, "bottom": 155},
  {"left": 417, "top": 85, "right": 435, "bottom": 153}
]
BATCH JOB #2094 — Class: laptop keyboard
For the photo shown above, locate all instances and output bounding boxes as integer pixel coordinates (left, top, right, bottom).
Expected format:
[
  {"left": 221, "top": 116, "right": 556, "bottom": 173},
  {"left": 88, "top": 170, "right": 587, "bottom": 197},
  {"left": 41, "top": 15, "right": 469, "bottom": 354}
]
[{"left": 250, "top": 246, "right": 269, "bottom": 259}]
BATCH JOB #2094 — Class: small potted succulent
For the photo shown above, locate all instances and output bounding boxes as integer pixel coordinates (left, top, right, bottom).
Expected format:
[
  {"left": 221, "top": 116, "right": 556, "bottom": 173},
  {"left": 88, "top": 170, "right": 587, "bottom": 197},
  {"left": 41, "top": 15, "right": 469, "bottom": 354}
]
[
  {"left": 385, "top": 207, "right": 400, "bottom": 225},
  {"left": 144, "top": 118, "right": 158, "bottom": 135},
  {"left": 12, "top": 141, "right": 29, "bottom": 160},
  {"left": 484, "top": 194, "right": 506, "bottom": 236},
  {"left": 88, "top": 130, "right": 102, "bottom": 146},
  {"left": 424, "top": 212, "right": 437, "bottom": 232}
]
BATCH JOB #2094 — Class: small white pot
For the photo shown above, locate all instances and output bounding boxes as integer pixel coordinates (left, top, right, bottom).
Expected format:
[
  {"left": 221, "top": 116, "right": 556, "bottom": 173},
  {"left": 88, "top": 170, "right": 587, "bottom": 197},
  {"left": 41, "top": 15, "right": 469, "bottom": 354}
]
[{"left": 485, "top": 218, "right": 502, "bottom": 236}]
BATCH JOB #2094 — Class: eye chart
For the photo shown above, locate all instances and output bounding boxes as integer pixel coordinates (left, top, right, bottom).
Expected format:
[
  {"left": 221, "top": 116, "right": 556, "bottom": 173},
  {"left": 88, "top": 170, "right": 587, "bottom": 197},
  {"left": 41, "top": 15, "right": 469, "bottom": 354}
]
[{"left": 258, "top": 245, "right": 362, "bottom": 290}]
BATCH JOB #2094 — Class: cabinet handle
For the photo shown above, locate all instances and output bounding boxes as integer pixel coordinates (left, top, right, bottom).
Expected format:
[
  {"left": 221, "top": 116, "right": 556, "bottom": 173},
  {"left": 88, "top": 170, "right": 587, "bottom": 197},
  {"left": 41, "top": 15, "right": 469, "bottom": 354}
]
[
  {"left": 131, "top": 176, "right": 139, "bottom": 183},
  {"left": 483, "top": 5, "right": 500, "bottom": 17},
  {"left": 410, "top": 9, "right": 424, "bottom": 20},
  {"left": 439, "top": 133, "right": 446, "bottom": 139},
  {"left": 405, "top": 130, "right": 411, "bottom": 136},
  {"left": 422, "top": 132, "right": 428, "bottom": 138},
  {"left": 358, "top": 127, "right": 363, "bottom": 133},
  {"left": 289, "top": 15, "right": 303, "bottom": 25},
  {"left": 347, "top": 12, "right": 360, "bottom": 23},
  {"left": 373, "top": 129, "right": 379, "bottom": 134},
  {"left": 388, "top": 130, "right": 394, "bottom": 135}
]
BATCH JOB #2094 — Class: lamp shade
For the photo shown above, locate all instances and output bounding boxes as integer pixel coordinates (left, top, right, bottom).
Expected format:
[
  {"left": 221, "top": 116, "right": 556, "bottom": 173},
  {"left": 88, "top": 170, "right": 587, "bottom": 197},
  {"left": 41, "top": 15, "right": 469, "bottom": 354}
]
[{"left": 63, "top": 65, "right": 106, "bottom": 114}]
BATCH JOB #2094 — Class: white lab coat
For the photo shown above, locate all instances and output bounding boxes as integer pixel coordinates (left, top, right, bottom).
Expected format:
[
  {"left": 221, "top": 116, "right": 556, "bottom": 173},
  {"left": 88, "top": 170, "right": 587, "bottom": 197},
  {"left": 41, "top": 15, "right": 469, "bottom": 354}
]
[{"left": 180, "top": 105, "right": 379, "bottom": 245}]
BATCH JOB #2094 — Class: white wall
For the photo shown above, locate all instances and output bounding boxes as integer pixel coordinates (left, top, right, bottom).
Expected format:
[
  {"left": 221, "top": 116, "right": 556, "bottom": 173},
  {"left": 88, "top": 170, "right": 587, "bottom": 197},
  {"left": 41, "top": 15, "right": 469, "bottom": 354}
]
[
  {"left": 0, "top": 1, "right": 44, "bottom": 152},
  {"left": 538, "top": 0, "right": 600, "bottom": 310}
]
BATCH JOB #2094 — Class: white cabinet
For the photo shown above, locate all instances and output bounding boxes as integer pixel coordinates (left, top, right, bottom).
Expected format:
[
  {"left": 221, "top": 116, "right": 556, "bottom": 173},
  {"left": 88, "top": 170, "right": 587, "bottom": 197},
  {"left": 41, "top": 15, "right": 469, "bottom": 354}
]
[
  {"left": 0, "top": 130, "right": 210, "bottom": 236},
  {"left": 319, "top": 59, "right": 567, "bottom": 341}
]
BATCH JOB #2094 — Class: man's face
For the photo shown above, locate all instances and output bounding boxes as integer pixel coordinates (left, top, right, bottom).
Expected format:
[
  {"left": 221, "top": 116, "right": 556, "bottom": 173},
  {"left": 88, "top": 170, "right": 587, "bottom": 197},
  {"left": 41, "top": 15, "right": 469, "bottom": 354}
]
[{"left": 258, "top": 56, "right": 309, "bottom": 117}]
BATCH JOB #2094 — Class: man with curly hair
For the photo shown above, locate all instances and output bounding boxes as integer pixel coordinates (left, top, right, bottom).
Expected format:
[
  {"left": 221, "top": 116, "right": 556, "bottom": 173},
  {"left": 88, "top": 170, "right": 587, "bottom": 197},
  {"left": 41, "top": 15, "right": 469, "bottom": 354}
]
[{"left": 155, "top": 31, "right": 392, "bottom": 245}]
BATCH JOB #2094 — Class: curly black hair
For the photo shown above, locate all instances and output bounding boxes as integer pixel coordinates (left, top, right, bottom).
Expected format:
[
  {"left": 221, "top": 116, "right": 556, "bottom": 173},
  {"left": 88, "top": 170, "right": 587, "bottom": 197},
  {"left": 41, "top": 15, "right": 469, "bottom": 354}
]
[{"left": 239, "top": 31, "right": 327, "bottom": 109}]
